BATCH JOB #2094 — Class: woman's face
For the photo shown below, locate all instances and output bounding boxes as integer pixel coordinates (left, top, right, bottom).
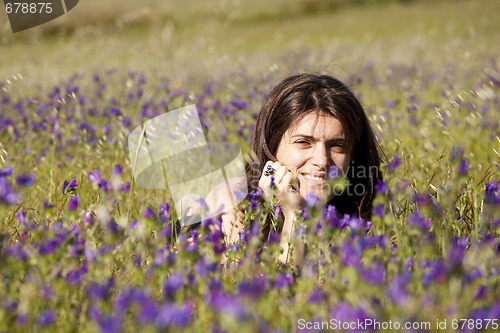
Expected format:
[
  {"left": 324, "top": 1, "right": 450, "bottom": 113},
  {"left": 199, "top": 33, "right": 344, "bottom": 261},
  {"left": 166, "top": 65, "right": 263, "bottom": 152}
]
[{"left": 276, "top": 111, "right": 351, "bottom": 201}]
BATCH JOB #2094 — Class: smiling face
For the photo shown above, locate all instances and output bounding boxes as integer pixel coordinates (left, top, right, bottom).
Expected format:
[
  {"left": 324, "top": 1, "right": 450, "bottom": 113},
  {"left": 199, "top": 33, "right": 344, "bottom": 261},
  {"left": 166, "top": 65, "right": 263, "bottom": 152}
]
[{"left": 276, "top": 111, "right": 351, "bottom": 201}]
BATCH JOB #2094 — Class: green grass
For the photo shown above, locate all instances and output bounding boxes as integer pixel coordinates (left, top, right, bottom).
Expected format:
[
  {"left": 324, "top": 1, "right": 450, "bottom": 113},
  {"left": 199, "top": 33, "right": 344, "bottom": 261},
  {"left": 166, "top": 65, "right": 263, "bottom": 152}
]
[{"left": 1, "top": 0, "right": 499, "bottom": 91}]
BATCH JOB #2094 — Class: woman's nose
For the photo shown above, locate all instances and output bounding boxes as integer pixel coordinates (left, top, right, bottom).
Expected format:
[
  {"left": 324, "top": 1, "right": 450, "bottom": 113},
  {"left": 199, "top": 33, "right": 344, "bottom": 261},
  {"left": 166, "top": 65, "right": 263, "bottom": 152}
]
[{"left": 310, "top": 144, "right": 328, "bottom": 168}]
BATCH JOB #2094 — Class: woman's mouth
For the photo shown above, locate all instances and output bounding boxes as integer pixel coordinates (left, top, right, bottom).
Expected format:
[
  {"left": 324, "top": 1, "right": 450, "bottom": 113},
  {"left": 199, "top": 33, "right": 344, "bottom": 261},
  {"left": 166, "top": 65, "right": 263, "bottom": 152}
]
[{"left": 300, "top": 172, "right": 326, "bottom": 185}]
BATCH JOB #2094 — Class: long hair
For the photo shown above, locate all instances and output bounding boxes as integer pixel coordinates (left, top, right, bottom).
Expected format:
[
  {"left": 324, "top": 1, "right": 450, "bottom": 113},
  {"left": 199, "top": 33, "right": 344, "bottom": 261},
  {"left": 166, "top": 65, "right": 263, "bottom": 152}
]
[{"left": 246, "top": 74, "right": 383, "bottom": 231}]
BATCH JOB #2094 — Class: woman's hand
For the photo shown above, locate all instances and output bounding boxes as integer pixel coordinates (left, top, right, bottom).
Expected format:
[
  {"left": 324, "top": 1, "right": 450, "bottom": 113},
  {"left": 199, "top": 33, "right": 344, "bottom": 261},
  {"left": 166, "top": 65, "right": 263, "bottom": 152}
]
[{"left": 258, "top": 161, "right": 304, "bottom": 216}]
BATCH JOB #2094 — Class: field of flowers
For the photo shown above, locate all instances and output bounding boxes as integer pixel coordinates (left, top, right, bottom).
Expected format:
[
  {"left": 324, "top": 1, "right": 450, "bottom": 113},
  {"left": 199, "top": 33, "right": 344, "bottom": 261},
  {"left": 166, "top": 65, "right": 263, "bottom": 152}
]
[{"left": 1, "top": 1, "right": 500, "bottom": 332}]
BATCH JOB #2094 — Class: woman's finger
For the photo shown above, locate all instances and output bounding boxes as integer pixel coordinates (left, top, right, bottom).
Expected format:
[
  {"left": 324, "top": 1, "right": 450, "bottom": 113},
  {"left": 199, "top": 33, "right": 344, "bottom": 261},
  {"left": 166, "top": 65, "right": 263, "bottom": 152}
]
[
  {"left": 281, "top": 171, "right": 295, "bottom": 192},
  {"left": 273, "top": 165, "right": 288, "bottom": 186}
]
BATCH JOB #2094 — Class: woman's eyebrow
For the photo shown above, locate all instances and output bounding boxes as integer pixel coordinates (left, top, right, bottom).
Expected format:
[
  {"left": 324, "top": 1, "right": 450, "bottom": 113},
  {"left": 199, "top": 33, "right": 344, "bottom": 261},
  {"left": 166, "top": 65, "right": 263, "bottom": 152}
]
[
  {"left": 290, "top": 134, "right": 346, "bottom": 143},
  {"left": 290, "top": 134, "right": 316, "bottom": 140},
  {"left": 325, "top": 138, "right": 346, "bottom": 145}
]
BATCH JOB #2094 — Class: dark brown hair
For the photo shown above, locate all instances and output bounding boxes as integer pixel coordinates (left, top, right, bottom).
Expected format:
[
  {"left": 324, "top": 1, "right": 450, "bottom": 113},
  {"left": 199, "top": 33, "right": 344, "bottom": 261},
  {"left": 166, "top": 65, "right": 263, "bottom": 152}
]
[{"left": 246, "top": 73, "right": 383, "bottom": 223}]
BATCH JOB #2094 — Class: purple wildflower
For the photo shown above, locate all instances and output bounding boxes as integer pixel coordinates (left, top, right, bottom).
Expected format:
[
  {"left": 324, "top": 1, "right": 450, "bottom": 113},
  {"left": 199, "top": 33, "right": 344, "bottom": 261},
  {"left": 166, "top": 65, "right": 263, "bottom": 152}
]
[
  {"left": 207, "top": 292, "right": 246, "bottom": 319},
  {"left": 375, "top": 181, "right": 387, "bottom": 194},
  {"left": 387, "top": 274, "right": 409, "bottom": 305},
  {"left": 110, "top": 107, "right": 121, "bottom": 116},
  {"left": 87, "top": 278, "right": 114, "bottom": 300},
  {"left": 274, "top": 204, "right": 282, "bottom": 218},
  {"left": 407, "top": 211, "right": 431, "bottom": 229},
  {"left": 305, "top": 192, "right": 320, "bottom": 207},
  {"left": 330, "top": 302, "right": 369, "bottom": 331},
  {"left": 486, "top": 181, "right": 499, "bottom": 195},
  {"left": 374, "top": 204, "right": 384, "bottom": 218},
  {"left": 450, "top": 145, "right": 464, "bottom": 161},
  {"left": 88, "top": 169, "right": 101, "bottom": 182},
  {"left": 142, "top": 207, "right": 156, "bottom": 219},
  {"left": 137, "top": 297, "right": 158, "bottom": 324},
  {"left": 16, "top": 210, "right": 27, "bottom": 226},
  {"left": 276, "top": 273, "right": 294, "bottom": 289},
  {"left": 0, "top": 165, "right": 12, "bottom": 176},
  {"left": 68, "top": 195, "right": 79, "bottom": 211},
  {"left": 360, "top": 263, "right": 385, "bottom": 284},
  {"left": 63, "top": 177, "right": 77, "bottom": 194},
  {"left": 458, "top": 158, "right": 469, "bottom": 175},
  {"left": 386, "top": 154, "right": 400, "bottom": 171},
  {"left": 163, "top": 273, "right": 184, "bottom": 299},
  {"left": 422, "top": 260, "right": 447, "bottom": 286},
  {"left": 155, "top": 302, "right": 193, "bottom": 328},
  {"left": 231, "top": 100, "right": 247, "bottom": 109},
  {"left": 159, "top": 202, "right": 170, "bottom": 223},
  {"left": 66, "top": 263, "right": 88, "bottom": 284},
  {"left": 112, "top": 164, "right": 122, "bottom": 175},
  {"left": 308, "top": 287, "right": 323, "bottom": 303},
  {"left": 37, "top": 311, "right": 55, "bottom": 326},
  {"left": 16, "top": 174, "right": 35, "bottom": 186},
  {"left": 238, "top": 276, "right": 267, "bottom": 299}
]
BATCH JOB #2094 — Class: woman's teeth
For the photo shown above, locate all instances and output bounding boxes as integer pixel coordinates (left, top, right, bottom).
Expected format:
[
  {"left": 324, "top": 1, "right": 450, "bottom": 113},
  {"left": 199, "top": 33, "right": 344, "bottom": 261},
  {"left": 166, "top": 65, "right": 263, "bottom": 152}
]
[{"left": 302, "top": 174, "right": 324, "bottom": 181}]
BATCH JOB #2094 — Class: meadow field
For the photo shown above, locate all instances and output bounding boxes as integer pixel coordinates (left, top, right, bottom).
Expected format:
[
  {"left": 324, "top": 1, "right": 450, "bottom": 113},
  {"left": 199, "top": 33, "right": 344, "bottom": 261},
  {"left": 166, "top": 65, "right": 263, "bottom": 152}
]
[{"left": 1, "top": 0, "right": 500, "bottom": 331}]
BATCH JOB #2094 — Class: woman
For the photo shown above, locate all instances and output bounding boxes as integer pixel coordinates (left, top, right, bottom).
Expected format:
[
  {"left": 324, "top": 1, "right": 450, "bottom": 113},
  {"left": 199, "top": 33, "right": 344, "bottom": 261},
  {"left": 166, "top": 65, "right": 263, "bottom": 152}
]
[{"left": 214, "top": 73, "right": 384, "bottom": 264}]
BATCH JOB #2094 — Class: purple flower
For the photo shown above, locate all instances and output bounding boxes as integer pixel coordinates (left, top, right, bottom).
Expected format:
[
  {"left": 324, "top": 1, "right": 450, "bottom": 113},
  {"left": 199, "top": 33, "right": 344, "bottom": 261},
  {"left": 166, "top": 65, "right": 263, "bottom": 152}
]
[
  {"left": 137, "top": 297, "right": 158, "bottom": 323},
  {"left": 360, "top": 263, "right": 385, "bottom": 284},
  {"left": 330, "top": 302, "right": 369, "bottom": 331},
  {"left": 159, "top": 202, "right": 170, "bottom": 218},
  {"left": 63, "top": 177, "right": 77, "bottom": 194},
  {"left": 110, "top": 107, "right": 121, "bottom": 116},
  {"left": 5, "top": 244, "right": 28, "bottom": 261},
  {"left": 0, "top": 165, "right": 12, "bottom": 176},
  {"left": 486, "top": 181, "right": 499, "bottom": 196},
  {"left": 16, "top": 210, "right": 27, "bottom": 226},
  {"left": 155, "top": 302, "right": 193, "bottom": 328},
  {"left": 87, "top": 278, "right": 114, "bottom": 300},
  {"left": 386, "top": 154, "right": 400, "bottom": 171},
  {"left": 374, "top": 204, "right": 384, "bottom": 218},
  {"left": 375, "top": 181, "right": 387, "bottom": 194},
  {"left": 458, "top": 158, "right": 469, "bottom": 175},
  {"left": 386, "top": 100, "right": 397, "bottom": 108},
  {"left": 276, "top": 273, "right": 294, "bottom": 289},
  {"left": 407, "top": 211, "right": 430, "bottom": 229},
  {"left": 66, "top": 263, "right": 88, "bottom": 284},
  {"left": 112, "top": 164, "right": 122, "bottom": 175},
  {"left": 305, "top": 192, "right": 320, "bottom": 207},
  {"left": 447, "top": 237, "right": 466, "bottom": 267},
  {"left": 163, "top": 273, "right": 184, "bottom": 299},
  {"left": 274, "top": 204, "right": 282, "bottom": 218},
  {"left": 231, "top": 100, "right": 247, "bottom": 109},
  {"left": 37, "top": 311, "right": 55, "bottom": 326},
  {"left": 340, "top": 241, "right": 361, "bottom": 267},
  {"left": 16, "top": 174, "right": 35, "bottom": 186},
  {"left": 88, "top": 169, "right": 101, "bottom": 182},
  {"left": 68, "top": 195, "right": 79, "bottom": 211},
  {"left": 450, "top": 145, "right": 464, "bottom": 161},
  {"left": 142, "top": 207, "right": 156, "bottom": 219},
  {"left": 307, "top": 287, "right": 323, "bottom": 303},
  {"left": 207, "top": 292, "right": 246, "bottom": 319},
  {"left": 387, "top": 274, "right": 409, "bottom": 305},
  {"left": 267, "top": 232, "right": 280, "bottom": 244},
  {"left": 238, "top": 276, "right": 267, "bottom": 299},
  {"left": 422, "top": 260, "right": 447, "bottom": 286}
]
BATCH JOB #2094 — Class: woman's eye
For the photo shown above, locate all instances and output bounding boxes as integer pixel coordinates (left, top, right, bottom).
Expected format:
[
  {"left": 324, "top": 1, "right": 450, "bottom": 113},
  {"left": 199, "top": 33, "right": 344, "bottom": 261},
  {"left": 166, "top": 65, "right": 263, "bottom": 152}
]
[
  {"left": 296, "top": 140, "right": 310, "bottom": 145},
  {"left": 330, "top": 144, "right": 344, "bottom": 152}
]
